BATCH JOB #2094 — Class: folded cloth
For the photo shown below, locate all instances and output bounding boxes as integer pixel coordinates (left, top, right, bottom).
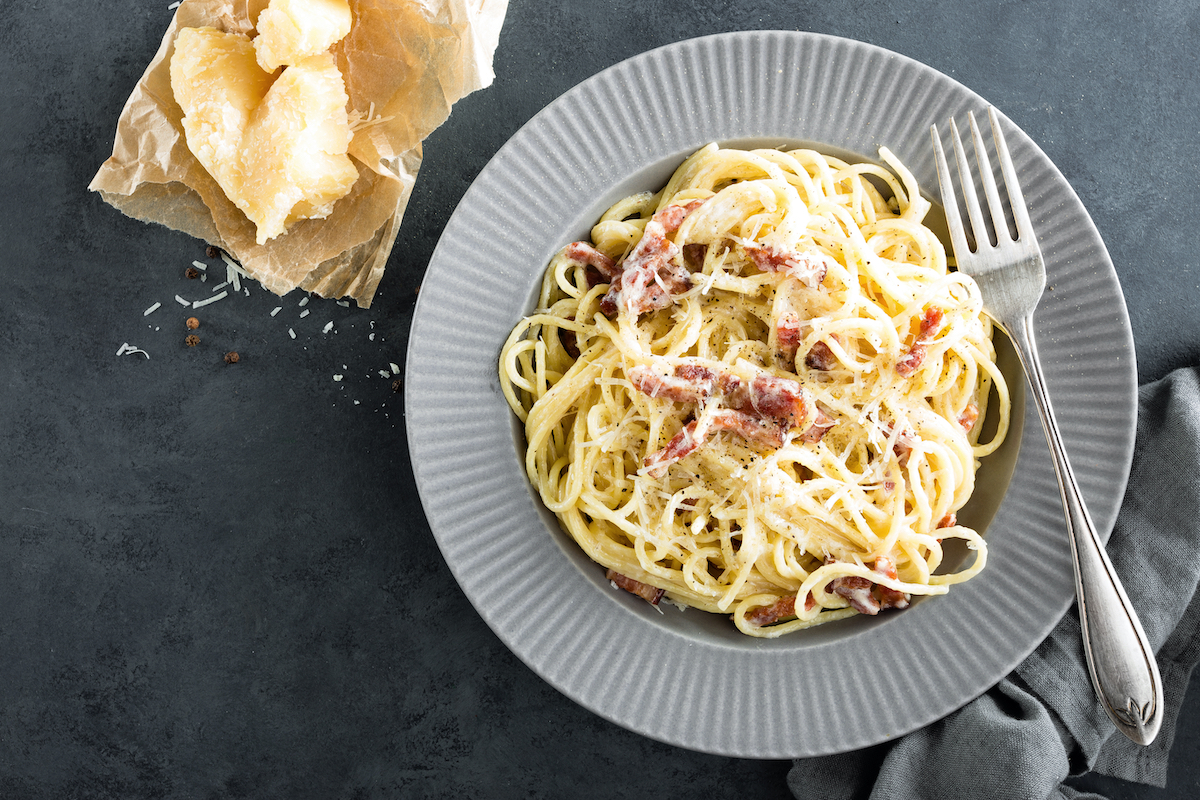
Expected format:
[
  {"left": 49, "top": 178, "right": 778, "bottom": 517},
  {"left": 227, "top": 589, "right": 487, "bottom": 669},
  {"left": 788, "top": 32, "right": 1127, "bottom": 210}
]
[{"left": 789, "top": 366, "right": 1200, "bottom": 800}]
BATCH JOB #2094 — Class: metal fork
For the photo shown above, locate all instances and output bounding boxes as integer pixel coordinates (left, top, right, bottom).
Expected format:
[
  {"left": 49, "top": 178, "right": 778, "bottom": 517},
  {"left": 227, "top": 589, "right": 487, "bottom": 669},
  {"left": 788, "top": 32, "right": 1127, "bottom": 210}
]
[{"left": 931, "top": 107, "right": 1163, "bottom": 746}]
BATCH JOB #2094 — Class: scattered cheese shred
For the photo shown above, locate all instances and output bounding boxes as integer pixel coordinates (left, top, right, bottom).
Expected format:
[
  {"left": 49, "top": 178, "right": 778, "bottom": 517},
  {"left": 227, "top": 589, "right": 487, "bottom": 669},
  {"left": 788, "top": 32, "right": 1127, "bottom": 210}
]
[
  {"left": 143, "top": 302, "right": 162, "bottom": 317},
  {"left": 389, "top": 362, "right": 400, "bottom": 374},
  {"left": 116, "top": 342, "right": 150, "bottom": 359},
  {"left": 299, "top": 296, "right": 309, "bottom": 307},
  {"left": 299, "top": 309, "right": 310, "bottom": 318},
  {"left": 193, "top": 290, "right": 228, "bottom": 308},
  {"left": 270, "top": 306, "right": 282, "bottom": 317},
  {"left": 191, "top": 260, "right": 207, "bottom": 271},
  {"left": 333, "top": 374, "right": 343, "bottom": 381},
  {"left": 220, "top": 252, "right": 245, "bottom": 292},
  {"left": 175, "top": 295, "right": 190, "bottom": 306},
  {"left": 322, "top": 322, "right": 334, "bottom": 334},
  {"left": 288, "top": 328, "right": 296, "bottom": 339}
]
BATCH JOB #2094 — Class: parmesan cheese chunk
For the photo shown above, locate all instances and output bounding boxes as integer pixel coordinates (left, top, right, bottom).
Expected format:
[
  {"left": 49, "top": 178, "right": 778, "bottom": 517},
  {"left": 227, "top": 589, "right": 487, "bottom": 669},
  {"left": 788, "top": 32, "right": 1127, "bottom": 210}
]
[
  {"left": 254, "top": 0, "right": 353, "bottom": 72},
  {"left": 170, "top": 28, "right": 275, "bottom": 206},
  {"left": 239, "top": 52, "right": 359, "bottom": 244}
]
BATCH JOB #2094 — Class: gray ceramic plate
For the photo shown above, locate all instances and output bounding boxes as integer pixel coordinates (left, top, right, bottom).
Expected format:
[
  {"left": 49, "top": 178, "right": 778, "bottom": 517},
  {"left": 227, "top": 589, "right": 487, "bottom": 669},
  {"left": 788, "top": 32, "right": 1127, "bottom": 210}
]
[{"left": 406, "top": 31, "right": 1136, "bottom": 758}]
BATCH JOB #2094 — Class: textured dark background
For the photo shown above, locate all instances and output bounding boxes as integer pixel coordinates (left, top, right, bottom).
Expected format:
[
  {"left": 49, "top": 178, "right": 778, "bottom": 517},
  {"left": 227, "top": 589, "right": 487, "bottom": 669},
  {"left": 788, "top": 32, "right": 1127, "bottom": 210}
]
[{"left": 2, "top": 0, "right": 1198, "bottom": 797}]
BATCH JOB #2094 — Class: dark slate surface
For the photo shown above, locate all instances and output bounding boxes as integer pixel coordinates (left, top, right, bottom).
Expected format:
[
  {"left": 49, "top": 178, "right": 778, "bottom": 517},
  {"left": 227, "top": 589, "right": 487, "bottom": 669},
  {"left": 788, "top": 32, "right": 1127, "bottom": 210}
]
[{"left": 2, "top": 0, "right": 1198, "bottom": 797}]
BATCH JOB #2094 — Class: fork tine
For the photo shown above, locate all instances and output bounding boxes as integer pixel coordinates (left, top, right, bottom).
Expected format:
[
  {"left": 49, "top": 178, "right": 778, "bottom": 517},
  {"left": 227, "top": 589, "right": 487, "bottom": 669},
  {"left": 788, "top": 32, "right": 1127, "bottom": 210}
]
[
  {"left": 948, "top": 117, "right": 987, "bottom": 252},
  {"left": 930, "top": 122, "right": 971, "bottom": 260},
  {"left": 988, "top": 106, "right": 1035, "bottom": 242},
  {"left": 968, "top": 111, "right": 1011, "bottom": 244}
]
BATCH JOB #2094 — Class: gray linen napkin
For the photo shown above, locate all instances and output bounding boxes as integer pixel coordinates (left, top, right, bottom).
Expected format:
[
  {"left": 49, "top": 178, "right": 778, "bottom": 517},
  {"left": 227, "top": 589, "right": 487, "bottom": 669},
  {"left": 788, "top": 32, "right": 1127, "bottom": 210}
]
[{"left": 789, "top": 366, "right": 1200, "bottom": 800}]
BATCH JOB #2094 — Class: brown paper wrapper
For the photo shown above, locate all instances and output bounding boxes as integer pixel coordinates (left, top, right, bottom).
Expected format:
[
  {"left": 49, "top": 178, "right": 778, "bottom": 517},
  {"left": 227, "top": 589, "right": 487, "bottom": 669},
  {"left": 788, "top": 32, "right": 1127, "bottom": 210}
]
[{"left": 89, "top": 0, "right": 508, "bottom": 308}]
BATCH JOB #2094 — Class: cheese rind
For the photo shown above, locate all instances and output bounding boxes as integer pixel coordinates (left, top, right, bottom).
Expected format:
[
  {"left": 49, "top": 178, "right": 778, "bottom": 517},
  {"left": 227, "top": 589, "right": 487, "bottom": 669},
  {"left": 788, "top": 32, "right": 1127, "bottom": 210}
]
[{"left": 254, "top": 0, "right": 354, "bottom": 72}]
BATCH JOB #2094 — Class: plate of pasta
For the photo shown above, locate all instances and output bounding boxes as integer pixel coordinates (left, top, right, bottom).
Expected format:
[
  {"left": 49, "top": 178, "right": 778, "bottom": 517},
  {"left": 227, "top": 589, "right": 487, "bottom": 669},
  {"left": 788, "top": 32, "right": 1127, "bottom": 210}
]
[{"left": 406, "top": 31, "right": 1136, "bottom": 757}]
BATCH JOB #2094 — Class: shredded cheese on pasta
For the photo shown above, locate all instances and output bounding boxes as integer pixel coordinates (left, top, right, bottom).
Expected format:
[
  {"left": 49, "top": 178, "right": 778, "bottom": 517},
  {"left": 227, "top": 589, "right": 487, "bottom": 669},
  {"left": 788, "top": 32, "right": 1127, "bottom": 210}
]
[{"left": 500, "top": 144, "right": 1010, "bottom": 637}]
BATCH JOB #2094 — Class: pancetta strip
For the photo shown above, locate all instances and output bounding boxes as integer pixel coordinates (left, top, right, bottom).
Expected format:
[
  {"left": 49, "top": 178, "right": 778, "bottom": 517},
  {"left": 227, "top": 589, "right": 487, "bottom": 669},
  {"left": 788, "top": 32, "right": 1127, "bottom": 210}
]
[
  {"left": 627, "top": 364, "right": 716, "bottom": 405},
  {"left": 958, "top": 402, "right": 980, "bottom": 433},
  {"left": 896, "top": 306, "right": 945, "bottom": 377},
  {"left": 606, "top": 569, "right": 665, "bottom": 606},
  {"left": 600, "top": 201, "right": 706, "bottom": 318},
  {"left": 565, "top": 241, "right": 619, "bottom": 279},
  {"left": 827, "top": 556, "right": 911, "bottom": 615},
  {"left": 745, "top": 593, "right": 816, "bottom": 627},
  {"left": 643, "top": 420, "right": 708, "bottom": 478},
  {"left": 634, "top": 364, "right": 834, "bottom": 475},
  {"left": 745, "top": 244, "right": 828, "bottom": 289}
]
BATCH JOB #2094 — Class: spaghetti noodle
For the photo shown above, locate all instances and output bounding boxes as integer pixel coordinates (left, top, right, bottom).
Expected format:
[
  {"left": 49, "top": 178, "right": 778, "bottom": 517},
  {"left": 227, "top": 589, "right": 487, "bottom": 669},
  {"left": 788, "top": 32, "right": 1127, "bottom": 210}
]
[{"left": 500, "top": 143, "right": 1009, "bottom": 637}]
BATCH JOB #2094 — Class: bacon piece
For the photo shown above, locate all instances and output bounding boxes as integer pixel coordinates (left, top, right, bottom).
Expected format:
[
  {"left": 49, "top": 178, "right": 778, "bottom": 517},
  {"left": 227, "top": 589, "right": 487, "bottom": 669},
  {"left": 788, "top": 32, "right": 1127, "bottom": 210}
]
[
  {"left": 745, "top": 243, "right": 827, "bottom": 289},
  {"left": 746, "top": 595, "right": 795, "bottom": 627},
  {"left": 958, "top": 402, "right": 980, "bottom": 433},
  {"left": 745, "top": 592, "right": 817, "bottom": 627},
  {"left": 600, "top": 202, "right": 705, "bottom": 318},
  {"left": 896, "top": 306, "right": 945, "bottom": 377},
  {"left": 749, "top": 374, "right": 811, "bottom": 428},
  {"left": 872, "top": 556, "right": 910, "bottom": 611},
  {"left": 565, "top": 241, "right": 620, "bottom": 280},
  {"left": 937, "top": 513, "right": 957, "bottom": 529},
  {"left": 717, "top": 372, "right": 752, "bottom": 414},
  {"left": 627, "top": 364, "right": 716, "bottom": 405},
  {"left": 560, "top": 328, "right": 580, "bottom": 359},
  {"left": 891, "top": 427, "right": 918, "bottom": 467},
  {"left": 775, "top": 311, "right": 804, "bottom": 368},
  {"left": 828, "top": 557, "right": 910, "bottom": 615},
  {"left": 644, "top": 419, "right": 707, "bottom": 477},
  {"left": 655, "top": 199, "right": 704, "bottom": 233},
  {"left": 709, "top": 409, "right": 785, "bottom": 449},
  {"left": 606, "top": 569, "right": 665, "bottom": 606},
  {"left": 804, "top": 334, "right": 842, "bottom": 371},
  {"left": 830, "top": 575, "right": 879, "bottom": 615},
  {"left": 798, "top": 405, "right": 836, "bottom": 443},
  {"left": 682, "top": 242, "right": 708, "bottom": 270}
]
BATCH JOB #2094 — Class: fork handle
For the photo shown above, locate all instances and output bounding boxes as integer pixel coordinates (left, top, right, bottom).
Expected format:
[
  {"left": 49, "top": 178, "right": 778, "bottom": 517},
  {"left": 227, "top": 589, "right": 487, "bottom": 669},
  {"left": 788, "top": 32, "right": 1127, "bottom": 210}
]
[{"left": 1009, "top": 314, "right": 1163, "bottom": 745}]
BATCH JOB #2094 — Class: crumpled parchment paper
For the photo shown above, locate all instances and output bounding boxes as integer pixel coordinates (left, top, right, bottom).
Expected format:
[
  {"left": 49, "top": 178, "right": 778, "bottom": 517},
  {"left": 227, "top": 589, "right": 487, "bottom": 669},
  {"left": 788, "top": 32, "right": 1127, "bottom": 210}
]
[{"left": 89, "top": 0, "right": 508, "bottom": 308}]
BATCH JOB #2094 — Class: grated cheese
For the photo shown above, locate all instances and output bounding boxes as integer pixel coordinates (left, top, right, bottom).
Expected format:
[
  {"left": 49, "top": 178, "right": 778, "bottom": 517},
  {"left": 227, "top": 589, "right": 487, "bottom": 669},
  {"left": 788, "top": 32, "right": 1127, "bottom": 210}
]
[
  {"left": 333, "top": 374, "right": 343, "bottom": 381},
  {"left": 288, "top": 328, "right": 296, "bottom": 339},
  {"left": 322, "top": 322, "right": 334, "bottom": 334},
  {"left": 143, "top": 302, "right": 161, "bottom": 317},
  {"left": 299, "top": 309, "right": 310, "bottom": 318},
  {"left": 299, "top": 296, "right": 309, "bottom": 307},
  {"left": 378, "top": 370, "right": 390, "bottom": 378},
  {"left": 390, "top": 362, "right": 400, "bottom": 374},
  {"left": 193, "top": 291, "right": 228, "bottom": 308},
  {"left": 175, "top": 295, "right": 190, "bottom": 306},
  {"left": 116, "top": 342, "right": 150, "bottom": 359},
  {"left": 220, "top": 252, "right": 245, "bottom": 292},
  {"left": 191, "top": 260, "right": 207, "bottom": 271},
  {"left": 270, "top": 306, "right": 282, "bottom": 317}
]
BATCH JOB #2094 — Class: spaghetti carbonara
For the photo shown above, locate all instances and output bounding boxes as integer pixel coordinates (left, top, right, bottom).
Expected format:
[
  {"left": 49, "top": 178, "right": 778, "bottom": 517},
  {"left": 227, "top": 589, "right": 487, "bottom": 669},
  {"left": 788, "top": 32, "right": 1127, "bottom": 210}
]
[{"left": 500, "top": 143, "right": 1009, "bottom": 637}]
